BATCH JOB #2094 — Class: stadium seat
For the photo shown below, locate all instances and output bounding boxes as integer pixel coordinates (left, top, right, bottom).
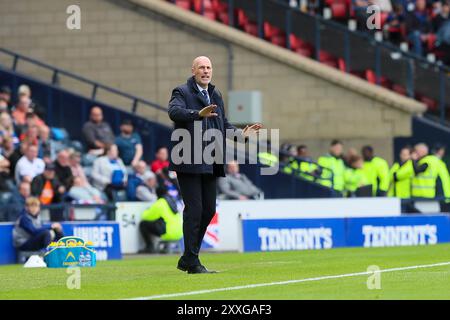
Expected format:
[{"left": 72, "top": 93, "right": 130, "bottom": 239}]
[
  {"left": 243, "top": 22, "right": 258, "bottom": 37},
  {"left": 418, "top": 94, "right": 438, "bottom": 111},
  {"left": 236, "top": 9, "right": 248, "bottom": 27},
  {"left": 174, "top": 0, "right": 191, "bottom": 10},
  {"left": 392, "top": 84, "right": 407, "bottom": 96},
  {"left": 331, "top": 3, "right": 347, "bottom": 19}
]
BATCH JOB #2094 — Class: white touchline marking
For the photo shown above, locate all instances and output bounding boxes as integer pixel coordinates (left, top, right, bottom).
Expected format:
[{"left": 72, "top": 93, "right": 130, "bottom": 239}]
[{"left": 126, "top": 261, "right": 450, "bottom": 300}]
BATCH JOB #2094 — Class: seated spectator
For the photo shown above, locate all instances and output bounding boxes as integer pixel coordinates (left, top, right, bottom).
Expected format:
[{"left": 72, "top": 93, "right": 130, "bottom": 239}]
[
  {"left": 432, "top": 0, "right": 449, "bottom": 32},
  {"left": 139, "top": 186, "right": 183, "bottom": 253},
  {"left": 406, "top": 0, "right": 433, "bottom": 56},
  {"left": 54, "top": 149, "right": 74, "bottom": 190},
  {"left": 15, "top": 144, "right": 45, "bottom": 184},
  {"left": 384, "top": 3, "right": 406, "bottom": 44},
  {"left": 0, "top": 151, "right": 11, "bottom": 191},
  {"left": 82, "top": 106, "right": 115, "bottom": 155},
  {"left": 126, "top": 160, "right": 148, "bottom": 201},
  {"left": 68, "top": 176, "right": 104, "bottom": 204},
  {"left": 31, "top": 163, "right": 65, "bottom": 205},
  {"left": 17, "top": 84, "right": 46, "bottom": 120},
  {"left": 12, "top": 197, "right": 64, "bottom": 252},
  {"left": 38, "top": 126, "right": 58, "bottom": 161},
  {"left": 8, "top": 141, "right": 28, "bottom": 181},
  {"left": 136, "top": 170, "right": 158, "bottom": 202},
  {"left": 22, "top": 112, "right": 48, "bottom": 137},
  {"left": 115, "top": 119, "right": 143, "bottom": 168},
  {"left": 0, "top": 86, "right": 12, "bottom": 109},
  {"left": 218, "top": 161, "right": 262, "bottom": 200},
  {"left": 91, "top": 144, "right": 128, "bottom": 201},
  {"left": 68, "top": 150, "right": 90, "bottom": 187},
  {"left": 150, "top": 146, "right": 169, "bottom": 175},
  {"left": 0, "top": 97, "right": 8, "bottom": 113},
  {"left": 0, "top": 111, "right": 20, "bottom": 147},
  {"left": 12, "top": 96, "right": 32, "bottom": 133},
  {"left": 436, "top": 16, "right": 450, "bottom": 64},
  {"left": 6, "top": 181, "right": 31, "bottom": 221},
  {"left": 20, "top": 125, "right": 40, "bottom": 146}
]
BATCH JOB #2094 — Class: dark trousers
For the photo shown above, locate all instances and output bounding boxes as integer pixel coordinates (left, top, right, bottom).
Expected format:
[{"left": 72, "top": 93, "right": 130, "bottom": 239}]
[
  {"left": 19, "top": 229, "right": 64, "bottom": 251},
  {"left": 177, "top": 172, "right": 217, "bottom": 267},
  {"left": 139, "top": 220, "right": 166, "bottom": 252}
]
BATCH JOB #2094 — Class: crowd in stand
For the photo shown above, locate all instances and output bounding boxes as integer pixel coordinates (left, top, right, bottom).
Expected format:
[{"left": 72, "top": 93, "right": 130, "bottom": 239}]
[
  {"left": 285, "top": 0, "right": 450, "bottom": 64},
  {"left": 0, "top": 84, "right": 182, "bottom": 222}
]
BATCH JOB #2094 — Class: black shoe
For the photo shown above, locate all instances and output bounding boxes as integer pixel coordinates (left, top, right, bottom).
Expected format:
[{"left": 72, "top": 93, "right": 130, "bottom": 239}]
[
  {"left": 187, "top": 265, "right": 218, "bottom": 274},
  {"left": 177, "top": 257, "right": 188, "bottom": 272}
]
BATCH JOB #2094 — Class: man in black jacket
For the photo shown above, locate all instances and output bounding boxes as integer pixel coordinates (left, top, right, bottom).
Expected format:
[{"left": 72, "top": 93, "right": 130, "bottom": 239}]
[
  {"left": 168, "top": 56, "right": 261, "bottom": 274},
  {"left": 31, "top": 163, "right": 65, "bottom": 205}
]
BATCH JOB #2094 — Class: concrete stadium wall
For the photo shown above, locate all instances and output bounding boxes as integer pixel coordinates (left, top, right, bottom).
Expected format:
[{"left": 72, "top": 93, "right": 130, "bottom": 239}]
[{"left": 0, "top": 0, "right": 426, "bottom": 162}]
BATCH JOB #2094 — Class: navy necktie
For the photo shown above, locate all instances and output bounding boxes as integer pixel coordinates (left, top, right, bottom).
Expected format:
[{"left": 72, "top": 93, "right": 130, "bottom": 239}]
[{"left": 201, "top": 89, "right": 210, "bottom": 105}]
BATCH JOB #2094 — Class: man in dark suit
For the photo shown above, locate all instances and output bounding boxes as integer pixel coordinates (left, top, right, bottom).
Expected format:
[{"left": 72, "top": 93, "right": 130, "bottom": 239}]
[{"left": 168, "top": 56, "right": 261, "bottom": 274}]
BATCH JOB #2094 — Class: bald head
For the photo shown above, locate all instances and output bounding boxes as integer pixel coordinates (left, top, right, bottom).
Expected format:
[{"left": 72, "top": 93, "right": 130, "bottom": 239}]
[
  {"left": 414, "top": 143, "right": 429, "bottom": 159},
  {"left": 192, "top": 56, "right": 212, "bottom": 89},
  {"left": 90, "top": 106, "right": 103, "bottom": 123}
]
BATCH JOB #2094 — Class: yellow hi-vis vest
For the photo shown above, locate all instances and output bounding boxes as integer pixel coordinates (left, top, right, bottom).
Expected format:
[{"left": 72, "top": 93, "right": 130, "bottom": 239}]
[
  {"left": 433, "top": 156, "right": 450, "bottom": 202},
  {"left": 317, "top": 155, "right": 345, "bottom": 191},
  {"left": 361, "top": 157, "right": 390, "bottom": 196},
  {"left": 258, "top": 152, "right": 279, "bottom": 167},
  {"left": 283, "top": 158, "right": 317, "bottom": 181},
  {"left": 344, "top": 168, "right": 369, "bottom": 195},
  {"left": 411, "top": 155, "right": 439, "bottom": 198},
  {"left": 388, "top": 161, "right": 412, "bottom": 199}
]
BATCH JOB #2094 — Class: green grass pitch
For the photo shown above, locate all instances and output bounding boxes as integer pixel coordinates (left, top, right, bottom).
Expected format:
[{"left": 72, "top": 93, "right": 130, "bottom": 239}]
[{"left": 1, "top": 244, "right": 450, "bottom": 300}]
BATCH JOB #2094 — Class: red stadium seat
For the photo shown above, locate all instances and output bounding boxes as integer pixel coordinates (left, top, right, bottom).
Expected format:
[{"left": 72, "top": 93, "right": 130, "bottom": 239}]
[
  {"left": 295, "top": 47, "right": 314, "bottom": 57},
  {"left": 338, "top": 58, "right": 346, "bottom": 72},
  {"left": 365, "top": 69, "right": 376, "bottom": 84},
  {"left": 237, "top": 9, "right": 248, "bottom": 27},
  {"left": 217, "top": 11, "right": 229, "bottom": 25},
  {"left": 193, "top": 0, "right": 213, "bottom": 13},
  {"left": 243, "top": 22, "right": 258, "bottom": 37},
  {"left": 271, "top": 35, "right": 286, "bottom": 47},
  {"left": 331, "top": 3, "right": 347, "bottom": 19},
  {"left": 392, "top": 84, "right": 407, "bottom": 96},
  {"left": 418, "top": 95, "right": 438, "bottom": 111},
  {"left": 427, "top": 33, "right": 437, "bottom": 51},
  {"left": 174, "top": 0, "right": 191, "bottom": 10},
  {"left": 211, "top": 0, "right": 228, "bottom": 13}
]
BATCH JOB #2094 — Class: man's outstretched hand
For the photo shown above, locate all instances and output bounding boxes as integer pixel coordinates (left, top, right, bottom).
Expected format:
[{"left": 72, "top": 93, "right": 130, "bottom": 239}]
[
  {"left": 242, "top": 123, "right": 263, "bottom": 138},
  {"left": 199, "top": 104, "right": 218, "bottom": 118}
]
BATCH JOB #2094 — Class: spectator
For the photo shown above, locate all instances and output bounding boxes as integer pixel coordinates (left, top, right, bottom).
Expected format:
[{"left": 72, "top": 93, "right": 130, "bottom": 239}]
[
  {"left": 22, "top": 112, "right": 48, "bottom": 137},
  {"left": 384, "top": 3, "right": 406, "bottom": 44},
  {"left": 436, "top": 19, "right": 450, "bottom": 64},
  {"left": 8, "top": 141, "right": 28, "bottom": 181},
  {"left": 17, "top": 84, "right": 45, "bottom": 120},
  {"left": 150, "top": 146, "right": 169, "bottom": 174},
  {"left": 68, "top": 150, "right": 90, "bottom": 187},
  {"left": 406, "top": 0, "right": 432, "bottom": 56},
  {"left": 0, "top": 97, "right": 8, "bottom": 113},
  {"left": 0, "top": 86, "right": 12, "bottom": 109},
  {"left": 91, "top": 144, "right": 128, "bottom": 201},
  {"left": 68, "top": 176, "right": 104, "bottom": 204},
  {"left": 38, "top": 125, "right": 58, "bottom": 161},
  {"left": 54, "top": 149, "right": 74, "bottom": 190},
  {"left": 115, "top": 119, "right": 143, "bottom": 168},
  {"left": 12, "top": 96, "right": 32, "bottom": 130},
  {"left": 12, "top": 197, "right": 64, "bottom": 252},
  {"left": 139, "top": 186, "right": 183, "bottom": 253},
  {"left": 0, "top": 151, "right": 11, "bottom": 191},
  {"left": 8, "top": 181, "right": 31, "bottom": 213},
  {"left": 31, "top": 163, "right": 65, "bottom": 205},
  {"left": 218, "top": 161, "right": 262, "bottom": 200},
  {"left": 136, "top": 170, "right": 158, "bottom": 202},
  {"left": 82, "top": 106, "right": 115, "bottom": 155},
  {"left": 14, "top": 144, "right": 45, "bottom": 184},
  {"left": 20, "top": 125, "right": 40, "bottom": 147},
  {"left": 126, "top": 160, "right": 148, "bottom": 201},
  {"left": 432, "top": 0, "right": 449, "bottom": 32},
  {"left": 0, "top": 111, "right": 19, "bottom": 147}
]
